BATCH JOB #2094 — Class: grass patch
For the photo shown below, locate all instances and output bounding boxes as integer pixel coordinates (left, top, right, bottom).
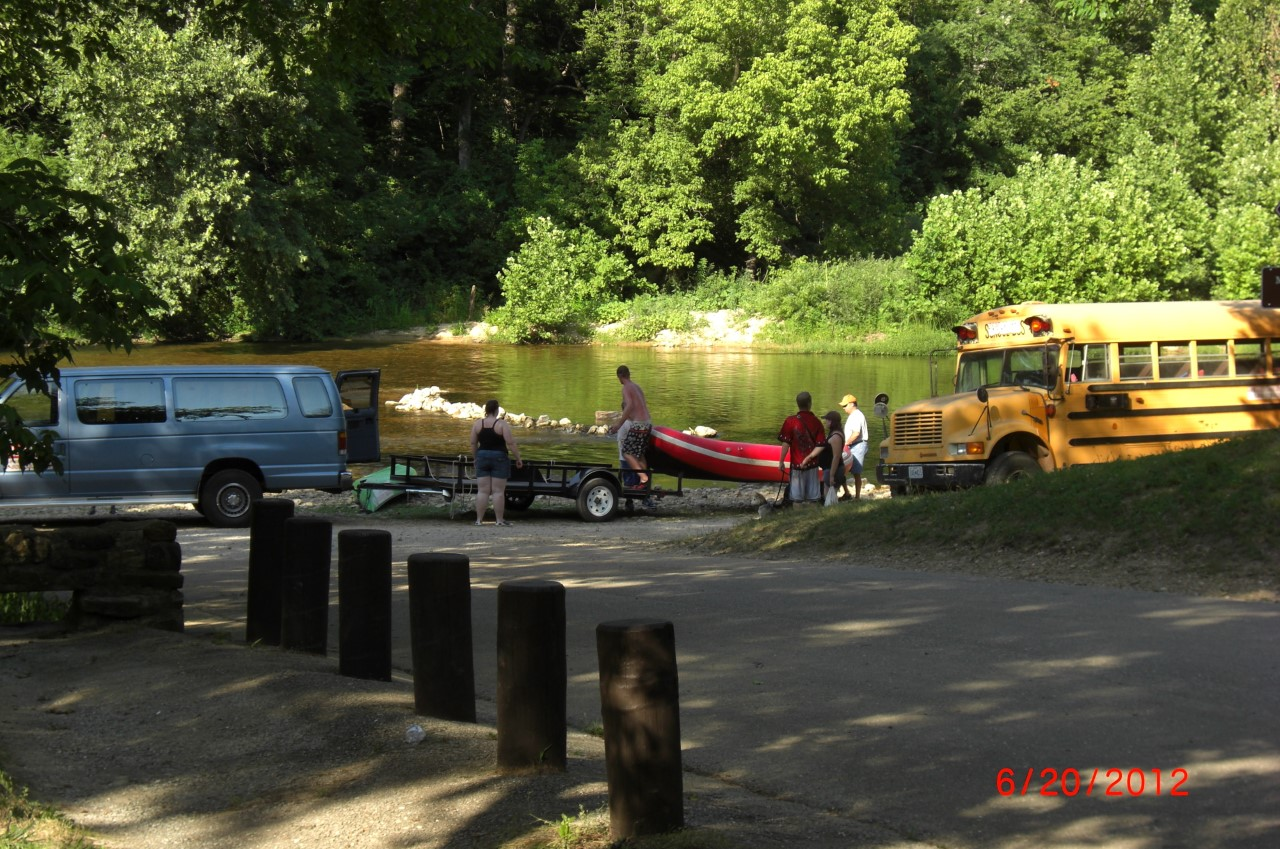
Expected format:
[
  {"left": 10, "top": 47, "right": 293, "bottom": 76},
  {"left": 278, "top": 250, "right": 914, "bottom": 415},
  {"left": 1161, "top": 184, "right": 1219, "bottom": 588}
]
[
  {"left": 690, "top": 429, "right": 1280, "bottom": 595},
  {"left": 0, "top": 771, "right": 99, "bottom": 849},
  {"left": 502, "top": 804, "right": 730, "bottom": 849},
  {"left": 0, "top": 593, "right": 69, "bottom": 626}
]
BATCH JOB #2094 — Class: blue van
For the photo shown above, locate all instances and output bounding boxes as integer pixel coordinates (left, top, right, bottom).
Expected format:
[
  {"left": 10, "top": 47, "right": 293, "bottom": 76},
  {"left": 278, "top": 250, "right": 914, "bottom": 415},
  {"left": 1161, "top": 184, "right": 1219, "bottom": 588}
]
[{"left": 0, "top": 365, "right": 380, "bottom": 526}]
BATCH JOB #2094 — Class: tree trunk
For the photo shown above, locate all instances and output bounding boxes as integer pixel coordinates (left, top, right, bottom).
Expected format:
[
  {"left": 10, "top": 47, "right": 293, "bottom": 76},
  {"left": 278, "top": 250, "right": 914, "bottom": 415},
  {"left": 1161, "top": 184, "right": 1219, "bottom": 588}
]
[
  {"left": 457, "top": 88, "right": 473, "bottom": 171},
  {"left": 390, "top": 81, "right": 409, "bottom": 160}
]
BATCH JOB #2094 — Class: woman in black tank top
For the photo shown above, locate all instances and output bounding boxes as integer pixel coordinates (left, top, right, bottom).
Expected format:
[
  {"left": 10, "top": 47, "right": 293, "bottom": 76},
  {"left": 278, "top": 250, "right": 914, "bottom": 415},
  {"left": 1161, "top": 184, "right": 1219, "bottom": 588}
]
[{"left": 469, "top": 399, "right": 523, "bottom": 525}]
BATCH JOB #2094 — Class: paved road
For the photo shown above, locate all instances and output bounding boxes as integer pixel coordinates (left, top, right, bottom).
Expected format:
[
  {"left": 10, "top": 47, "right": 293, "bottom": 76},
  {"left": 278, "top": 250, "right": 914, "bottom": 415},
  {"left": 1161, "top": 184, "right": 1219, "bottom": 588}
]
[{"left": 178, "top": 514, "right": 1280, "bottom": 849}]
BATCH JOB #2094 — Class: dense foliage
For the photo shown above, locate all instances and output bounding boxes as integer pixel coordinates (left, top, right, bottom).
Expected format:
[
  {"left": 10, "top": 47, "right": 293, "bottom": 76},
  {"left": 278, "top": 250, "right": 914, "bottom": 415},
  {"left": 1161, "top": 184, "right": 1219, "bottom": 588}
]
[{"left": 1, "top": 0, "right": 1278, "bottom": 345}]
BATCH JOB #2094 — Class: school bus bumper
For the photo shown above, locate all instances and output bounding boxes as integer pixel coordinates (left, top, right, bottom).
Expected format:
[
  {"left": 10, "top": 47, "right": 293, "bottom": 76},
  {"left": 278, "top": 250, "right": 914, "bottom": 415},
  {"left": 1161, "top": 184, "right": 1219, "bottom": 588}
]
[{"left": 877, "top": 460, "right": 987, "bottom": 490}]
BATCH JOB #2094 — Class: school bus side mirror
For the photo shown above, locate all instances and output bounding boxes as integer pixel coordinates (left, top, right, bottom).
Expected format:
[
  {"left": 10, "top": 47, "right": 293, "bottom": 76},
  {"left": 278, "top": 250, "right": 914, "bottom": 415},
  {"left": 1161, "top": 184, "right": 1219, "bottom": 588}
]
[{"left": 977, "top": 386, "right": 989, "bottom": 403}]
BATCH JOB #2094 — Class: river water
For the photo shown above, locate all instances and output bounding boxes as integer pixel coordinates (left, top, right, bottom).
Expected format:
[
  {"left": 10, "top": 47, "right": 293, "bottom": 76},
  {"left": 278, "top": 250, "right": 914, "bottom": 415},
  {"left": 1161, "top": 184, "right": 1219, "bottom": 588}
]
[{"left": 74, "top": 339, "right": 942, "bottom": 467}]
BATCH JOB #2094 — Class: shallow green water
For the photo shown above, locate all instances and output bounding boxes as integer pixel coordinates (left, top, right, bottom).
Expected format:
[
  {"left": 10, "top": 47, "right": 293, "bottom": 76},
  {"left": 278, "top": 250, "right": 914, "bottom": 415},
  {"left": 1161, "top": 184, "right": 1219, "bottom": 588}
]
[{"left": 74, "top": 341, "right": 942, "bottom": 467}]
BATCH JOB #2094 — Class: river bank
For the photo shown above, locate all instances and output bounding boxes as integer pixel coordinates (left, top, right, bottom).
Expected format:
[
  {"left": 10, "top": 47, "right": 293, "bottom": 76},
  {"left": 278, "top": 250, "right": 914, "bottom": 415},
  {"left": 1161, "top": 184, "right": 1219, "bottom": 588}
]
[{"left": 359, "top": 307, "right": 775, "bottom": 351}]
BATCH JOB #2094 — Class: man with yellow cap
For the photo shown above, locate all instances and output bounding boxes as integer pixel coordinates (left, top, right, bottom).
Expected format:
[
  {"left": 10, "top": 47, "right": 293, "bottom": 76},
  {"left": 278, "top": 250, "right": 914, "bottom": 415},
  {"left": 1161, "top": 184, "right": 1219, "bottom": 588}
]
[{"left": 840, "top": 394, "right": 869, "bottom": 500}]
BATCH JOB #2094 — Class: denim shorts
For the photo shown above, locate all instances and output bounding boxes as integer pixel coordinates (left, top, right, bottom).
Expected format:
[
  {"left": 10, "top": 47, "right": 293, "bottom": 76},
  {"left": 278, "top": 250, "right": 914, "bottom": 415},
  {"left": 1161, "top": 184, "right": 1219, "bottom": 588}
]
[{"left": 474, "top": 450, "right": 511, "bottom": 480}]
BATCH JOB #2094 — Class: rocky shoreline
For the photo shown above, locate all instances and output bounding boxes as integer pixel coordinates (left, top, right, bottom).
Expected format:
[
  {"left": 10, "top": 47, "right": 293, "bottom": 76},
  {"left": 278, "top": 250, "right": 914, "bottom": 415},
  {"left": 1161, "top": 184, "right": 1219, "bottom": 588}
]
[{"left": 390, "top": 384, "right": 721, "bottom": 439}]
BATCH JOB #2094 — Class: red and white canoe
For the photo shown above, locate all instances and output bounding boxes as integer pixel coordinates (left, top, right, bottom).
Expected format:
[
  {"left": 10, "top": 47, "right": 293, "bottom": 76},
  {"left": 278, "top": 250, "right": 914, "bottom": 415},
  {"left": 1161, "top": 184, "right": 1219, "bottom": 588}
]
[{"left": 647, "top": 425, "right": 787, "bottom": 483}]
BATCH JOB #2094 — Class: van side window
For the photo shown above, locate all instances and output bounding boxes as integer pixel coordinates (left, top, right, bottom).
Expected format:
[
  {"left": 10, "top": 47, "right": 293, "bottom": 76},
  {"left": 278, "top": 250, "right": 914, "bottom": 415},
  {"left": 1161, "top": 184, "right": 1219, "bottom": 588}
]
[
  {"left": 294, "top": 376, "right": 335, "bottom": 418},
  {"left": 174, "top": 377, "right": 287, "bottom": 420},
  {"left": 8, "top": 382, "right": 58, "bottom": 427},
  {"left": 75, "top": 379, "right": 166, "bottom": 425}
]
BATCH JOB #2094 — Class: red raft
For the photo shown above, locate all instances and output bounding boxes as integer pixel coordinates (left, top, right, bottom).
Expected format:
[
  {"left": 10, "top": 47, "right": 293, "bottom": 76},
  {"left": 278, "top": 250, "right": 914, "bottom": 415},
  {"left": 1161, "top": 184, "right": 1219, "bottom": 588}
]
[{"left": 646, "top": 425, "right": 787, "bottom": 483}]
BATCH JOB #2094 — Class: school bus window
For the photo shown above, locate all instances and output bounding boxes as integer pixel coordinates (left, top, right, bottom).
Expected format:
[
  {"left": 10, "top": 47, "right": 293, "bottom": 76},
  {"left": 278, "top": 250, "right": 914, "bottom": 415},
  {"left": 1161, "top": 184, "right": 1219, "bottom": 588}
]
[
  {"left": 1119, "top": 343, "right": 1153, "bottom": 380},
  {"left": 1196, "top": 342, "right": 1228, "bottom": 377},
  {"left": 1157, "top": 342, "right": 1191, "bottom": 379},
  {"left": 1233, "top": 340, "right": 1264, "bottom": 376},
  {"left": 1082, "top": 344, "right": 1110, "bottom": 382}
]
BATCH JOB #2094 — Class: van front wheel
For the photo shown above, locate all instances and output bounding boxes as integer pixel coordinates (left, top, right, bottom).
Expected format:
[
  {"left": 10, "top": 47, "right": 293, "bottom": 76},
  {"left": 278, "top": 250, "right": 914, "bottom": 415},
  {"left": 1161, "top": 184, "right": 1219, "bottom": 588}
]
[{"left": 201, "top": 470, "right": 262, "bottom": 527}]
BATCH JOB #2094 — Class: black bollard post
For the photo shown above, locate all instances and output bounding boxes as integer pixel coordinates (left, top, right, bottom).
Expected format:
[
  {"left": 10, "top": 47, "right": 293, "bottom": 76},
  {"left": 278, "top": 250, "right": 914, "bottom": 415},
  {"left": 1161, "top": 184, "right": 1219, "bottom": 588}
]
[
  {"left": 596, "top": 618, "right": 684, "bottom": 839},
  {"left": 245, "top": 498, "right": 295, "bottom": 645},
  {"left": 496, "top": 580, "right": 566, "bottom": 772},
  {"left": 407, "top": 553, "right": 476, "bottom": 722},
  {"left": 338, "top": 529, "right": 393, "bottom": 681},
  {"left": 279, "top": 516, "right": 333, "bottom": 655}
]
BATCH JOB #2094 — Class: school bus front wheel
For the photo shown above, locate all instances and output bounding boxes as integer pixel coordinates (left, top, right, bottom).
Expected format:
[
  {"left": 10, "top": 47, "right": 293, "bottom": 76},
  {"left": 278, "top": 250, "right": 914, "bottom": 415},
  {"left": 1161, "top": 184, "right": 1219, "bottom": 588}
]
[{"left": 985, "top": 451, "right": 1043, "bottom": 485}]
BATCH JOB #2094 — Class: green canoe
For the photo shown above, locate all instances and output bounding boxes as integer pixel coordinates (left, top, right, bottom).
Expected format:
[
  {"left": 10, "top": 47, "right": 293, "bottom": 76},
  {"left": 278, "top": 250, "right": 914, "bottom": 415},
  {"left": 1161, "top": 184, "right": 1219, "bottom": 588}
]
[{"left": 354, "top": 466, "right": 406, "bottom": 513}]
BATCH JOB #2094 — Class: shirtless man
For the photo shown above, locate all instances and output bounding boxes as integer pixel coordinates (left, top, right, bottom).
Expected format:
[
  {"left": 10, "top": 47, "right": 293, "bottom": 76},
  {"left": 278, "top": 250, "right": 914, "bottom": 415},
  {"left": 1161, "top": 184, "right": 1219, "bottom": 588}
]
[{"left": 608, "top": 364, "right": 652, "bottom": 485}]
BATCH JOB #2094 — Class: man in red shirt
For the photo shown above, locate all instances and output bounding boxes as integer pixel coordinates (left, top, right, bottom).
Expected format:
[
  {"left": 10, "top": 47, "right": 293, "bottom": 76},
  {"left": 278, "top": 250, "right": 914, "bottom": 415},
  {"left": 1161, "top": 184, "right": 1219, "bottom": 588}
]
[{"left": 777, "top": 391, "right": 826, "bottom": 504}]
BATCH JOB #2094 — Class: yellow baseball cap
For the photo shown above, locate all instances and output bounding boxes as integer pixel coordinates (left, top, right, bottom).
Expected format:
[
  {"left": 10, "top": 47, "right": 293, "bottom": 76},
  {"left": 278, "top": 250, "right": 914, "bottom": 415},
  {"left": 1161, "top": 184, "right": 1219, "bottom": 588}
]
[{"left": 840, "top": 394, "right": 857, "bottom": 406}]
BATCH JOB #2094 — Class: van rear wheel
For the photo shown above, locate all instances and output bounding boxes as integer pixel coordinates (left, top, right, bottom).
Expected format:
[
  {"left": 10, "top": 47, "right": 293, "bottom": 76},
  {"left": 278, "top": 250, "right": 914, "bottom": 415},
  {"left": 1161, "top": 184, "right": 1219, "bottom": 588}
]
[{"left": 200, "top": 470, "right": 262, "bottom": 527}]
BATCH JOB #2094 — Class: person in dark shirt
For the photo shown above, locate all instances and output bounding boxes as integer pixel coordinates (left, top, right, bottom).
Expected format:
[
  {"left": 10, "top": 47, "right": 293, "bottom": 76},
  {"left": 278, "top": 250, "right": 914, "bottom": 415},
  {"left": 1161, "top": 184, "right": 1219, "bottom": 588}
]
[{"left": 470, "top": 399, "right": 523, "bottom": 525}]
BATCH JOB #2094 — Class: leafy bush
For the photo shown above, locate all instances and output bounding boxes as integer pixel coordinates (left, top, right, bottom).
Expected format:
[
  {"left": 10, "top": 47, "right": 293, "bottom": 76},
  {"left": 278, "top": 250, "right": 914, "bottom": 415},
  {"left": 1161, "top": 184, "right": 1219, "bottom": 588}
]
[
  {"left": 906, "top": 153, "right": 1205, "bottom": 321},
  {"left": 596, "top": 294, "right": 708, "bottom": 342},
  {"left": 739, "top": 257, "right": 926, "bottom": 338},
  {"left": 1210, "top": 98, "right": 1280, "bottom": 299},
  {"left": 494, "top": 218, "right": 636, "bottom": 342}
]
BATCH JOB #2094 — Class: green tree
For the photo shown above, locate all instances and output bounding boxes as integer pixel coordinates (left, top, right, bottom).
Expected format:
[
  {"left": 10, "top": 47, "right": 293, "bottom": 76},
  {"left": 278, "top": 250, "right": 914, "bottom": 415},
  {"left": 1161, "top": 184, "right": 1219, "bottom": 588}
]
[
  {"left": 0, "top": 158, "right": 156, "bottom": 471},
  {"left": 579, "top": 0, "right": 917, "bottom": 276},
  {"left": 901, "top": 0, "right": 1129, "bottom": 195},
  {"left": 52, "top": 12, "right": 296, "bottom": 338},
  {"left": 1119, "top": 0, "right": 1229, "bottom": 196}
]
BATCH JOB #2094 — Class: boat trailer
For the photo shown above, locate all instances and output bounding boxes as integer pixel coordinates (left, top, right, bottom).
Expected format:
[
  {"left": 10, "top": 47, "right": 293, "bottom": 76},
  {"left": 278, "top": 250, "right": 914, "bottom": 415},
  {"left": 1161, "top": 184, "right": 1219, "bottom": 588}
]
[{"left": 355, "top": 454, "right": 683, "bottom": 522}]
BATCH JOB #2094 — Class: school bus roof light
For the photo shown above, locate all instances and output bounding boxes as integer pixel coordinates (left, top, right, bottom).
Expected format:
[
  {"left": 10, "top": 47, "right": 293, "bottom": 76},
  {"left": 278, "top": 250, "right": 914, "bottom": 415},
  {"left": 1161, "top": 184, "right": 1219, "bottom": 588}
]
[
  {"left": 1024, "top": 315, "right": 1052, "bottom": 336},
  {"left": 954, "top": 323, "right": 979, "bottom": 344}
]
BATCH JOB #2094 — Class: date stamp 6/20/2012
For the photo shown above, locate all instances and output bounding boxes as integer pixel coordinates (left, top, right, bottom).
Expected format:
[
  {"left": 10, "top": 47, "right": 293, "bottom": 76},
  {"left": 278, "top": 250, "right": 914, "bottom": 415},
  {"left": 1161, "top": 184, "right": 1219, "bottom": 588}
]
[{"left": 996, "top": 768, "right": 1189, "bottom": 798}]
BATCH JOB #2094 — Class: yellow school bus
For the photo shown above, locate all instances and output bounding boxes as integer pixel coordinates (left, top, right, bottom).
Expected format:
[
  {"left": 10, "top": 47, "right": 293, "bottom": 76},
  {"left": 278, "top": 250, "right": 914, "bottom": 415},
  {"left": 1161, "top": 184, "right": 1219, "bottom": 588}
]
[{"left": 876, "top": 300, "right": 1280, "bottom": 493}]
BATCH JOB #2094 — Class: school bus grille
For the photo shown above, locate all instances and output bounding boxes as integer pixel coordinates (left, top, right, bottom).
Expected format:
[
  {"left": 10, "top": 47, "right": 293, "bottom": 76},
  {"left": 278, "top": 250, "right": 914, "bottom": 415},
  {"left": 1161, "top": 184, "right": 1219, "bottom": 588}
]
[{"left": 892, "top": 412, "right": 943, "bottom": 447}]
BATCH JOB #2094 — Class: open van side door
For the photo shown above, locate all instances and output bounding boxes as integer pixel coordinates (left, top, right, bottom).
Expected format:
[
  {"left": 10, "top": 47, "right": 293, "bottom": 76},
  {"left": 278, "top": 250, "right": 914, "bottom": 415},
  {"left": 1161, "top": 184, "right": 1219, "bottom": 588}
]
[{"left": 336, "top": 369, "right": 381, "bottom": 463}]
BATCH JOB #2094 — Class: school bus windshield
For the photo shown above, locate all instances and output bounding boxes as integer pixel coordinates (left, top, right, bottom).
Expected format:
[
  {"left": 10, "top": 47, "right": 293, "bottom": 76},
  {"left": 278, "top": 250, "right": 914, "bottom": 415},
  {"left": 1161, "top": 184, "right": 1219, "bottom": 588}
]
[{"left": 956, "top": 346, "right": 1055, "bottom": 392}]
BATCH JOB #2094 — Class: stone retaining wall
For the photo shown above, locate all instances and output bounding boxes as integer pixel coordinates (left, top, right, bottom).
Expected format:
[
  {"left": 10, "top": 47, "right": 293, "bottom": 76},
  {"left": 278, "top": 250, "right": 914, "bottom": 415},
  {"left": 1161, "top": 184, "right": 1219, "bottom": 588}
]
[{"left": 0, "top": 520, "right": 183, "bottom": 631}]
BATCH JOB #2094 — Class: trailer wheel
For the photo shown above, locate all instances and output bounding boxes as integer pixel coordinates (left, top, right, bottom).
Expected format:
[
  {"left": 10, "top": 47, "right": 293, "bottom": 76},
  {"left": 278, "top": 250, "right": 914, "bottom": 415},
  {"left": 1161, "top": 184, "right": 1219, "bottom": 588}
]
[
  {"left": 576, "top": 478, "right": 619, "bottom": 522},
  {"left": 985, "top": 451, "right": 1042, "bottom": 485},
  {"left": 200, "top": 470, "right": 262, "bottom": 527},
  {"left": 505, "top": 491, "right": 536, "bottom": 511}
]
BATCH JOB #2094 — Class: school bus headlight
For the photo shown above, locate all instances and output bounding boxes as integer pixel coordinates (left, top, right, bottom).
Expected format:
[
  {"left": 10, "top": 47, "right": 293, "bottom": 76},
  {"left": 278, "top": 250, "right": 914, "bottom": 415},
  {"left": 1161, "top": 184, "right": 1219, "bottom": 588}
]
[{"left": 947, "top": 442, "right": 985, "bottom": 457}]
